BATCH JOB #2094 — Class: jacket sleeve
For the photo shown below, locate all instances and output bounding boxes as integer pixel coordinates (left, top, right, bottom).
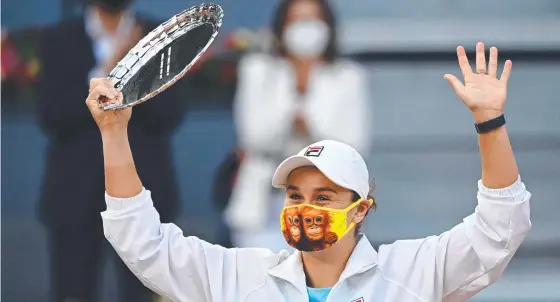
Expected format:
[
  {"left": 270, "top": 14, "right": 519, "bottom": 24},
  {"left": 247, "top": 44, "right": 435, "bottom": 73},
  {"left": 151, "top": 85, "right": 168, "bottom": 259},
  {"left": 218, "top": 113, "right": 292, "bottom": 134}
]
[
  {"left": 102, "top": 189, "right": 230, "bottom": 301},
  {"left": 233, "top": 54, "right": 296, "bottom": 154},
  {"left": 305, "top": 62, "right": 373, "bottom": 155},
  {"left": 378, "top": 176, "right": 531, "bottom": 302},
  {"left": 101, "top": 188, "right": 282, "bottom": 301}
]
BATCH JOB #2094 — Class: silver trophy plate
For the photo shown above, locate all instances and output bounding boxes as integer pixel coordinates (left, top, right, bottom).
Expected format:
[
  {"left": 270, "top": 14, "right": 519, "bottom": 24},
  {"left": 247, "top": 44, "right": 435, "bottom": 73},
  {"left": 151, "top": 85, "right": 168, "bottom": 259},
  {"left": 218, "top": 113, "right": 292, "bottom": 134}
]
[{"left": 102, "top": 3, "right": 224, "bottom": 110}]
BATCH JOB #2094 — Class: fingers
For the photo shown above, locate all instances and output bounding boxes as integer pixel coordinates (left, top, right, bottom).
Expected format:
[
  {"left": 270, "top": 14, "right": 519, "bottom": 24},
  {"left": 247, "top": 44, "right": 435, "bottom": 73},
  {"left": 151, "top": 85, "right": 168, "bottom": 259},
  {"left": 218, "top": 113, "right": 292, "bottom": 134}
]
[
  {"left": 85, "top": 86, "right": 117, "bottom": 110},
  {"left": 91, "top": 78, "right": 116, "bottom": 94},
  {"left": 444, "top": 74, "right": 465, "bottom": 96},
  {"left": 87, "top": 82, "right": 117, "bottom": 101},
  {"left": 475, "top": 42, "right": 486, "bottom": 74},
  {"left": 500, "top": 60, "right": 513, "bottom": 84},
  {"left": 456, "top": 46, "right": 472, "bottom": 76},
  {"left": 89, "top": 78, "right": 114, "bottom": 92},
  {"left": 488, "top": 46, "right": 499, "bottom": 77},
  {"left": 86, "top": 78, "right": 119, "bottom": 110},
  {"left": 458, "top": 43, "right": 511, "bottom": 81}
]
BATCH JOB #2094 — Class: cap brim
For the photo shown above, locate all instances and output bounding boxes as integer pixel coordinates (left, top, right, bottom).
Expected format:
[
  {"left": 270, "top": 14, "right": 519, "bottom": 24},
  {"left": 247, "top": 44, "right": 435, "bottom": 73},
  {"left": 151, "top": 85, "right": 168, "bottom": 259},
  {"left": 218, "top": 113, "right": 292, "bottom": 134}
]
[
  {"left": 272, "top": 155, "right": 317, "bottom": 188},
  {"left": 272, "top": 154, "right": 359, "bottom": 197}
]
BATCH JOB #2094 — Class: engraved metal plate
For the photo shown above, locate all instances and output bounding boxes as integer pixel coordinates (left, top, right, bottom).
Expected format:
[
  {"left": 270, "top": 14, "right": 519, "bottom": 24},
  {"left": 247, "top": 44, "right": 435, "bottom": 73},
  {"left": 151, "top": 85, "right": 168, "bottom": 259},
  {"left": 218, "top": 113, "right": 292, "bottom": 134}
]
[{"left": 103, "top": 3, "right": 224, "bottom": 110}]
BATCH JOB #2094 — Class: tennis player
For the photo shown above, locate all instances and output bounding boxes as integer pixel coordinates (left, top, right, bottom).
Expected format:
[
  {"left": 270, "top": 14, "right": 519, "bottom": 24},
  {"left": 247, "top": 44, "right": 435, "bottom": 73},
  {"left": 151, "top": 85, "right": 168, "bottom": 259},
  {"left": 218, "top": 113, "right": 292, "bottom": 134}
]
[{"left": 86, "top": 43, "right": 531, "bottom": 302}]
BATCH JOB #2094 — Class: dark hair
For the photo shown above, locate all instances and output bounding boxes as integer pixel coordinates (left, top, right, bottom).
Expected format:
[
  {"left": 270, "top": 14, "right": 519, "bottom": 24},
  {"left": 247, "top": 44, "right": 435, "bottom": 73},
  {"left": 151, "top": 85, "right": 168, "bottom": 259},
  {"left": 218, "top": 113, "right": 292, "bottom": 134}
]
[
  {"left": 271, "top": 0, "right": 339, "bottom": 62},
  {"left": 90, "top": 0, "right": 132, "bottom": 12},
  {"left": 352, "top": 181, "right": 377, "bottom": 236}
]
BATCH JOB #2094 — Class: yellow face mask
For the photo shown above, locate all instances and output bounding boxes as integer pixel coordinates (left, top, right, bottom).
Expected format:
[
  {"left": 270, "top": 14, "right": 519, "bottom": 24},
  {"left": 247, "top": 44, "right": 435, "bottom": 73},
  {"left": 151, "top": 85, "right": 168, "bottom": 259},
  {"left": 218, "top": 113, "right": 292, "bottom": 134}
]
[{"left": 280, "top": 198, "right": 373, "bottom": 252}]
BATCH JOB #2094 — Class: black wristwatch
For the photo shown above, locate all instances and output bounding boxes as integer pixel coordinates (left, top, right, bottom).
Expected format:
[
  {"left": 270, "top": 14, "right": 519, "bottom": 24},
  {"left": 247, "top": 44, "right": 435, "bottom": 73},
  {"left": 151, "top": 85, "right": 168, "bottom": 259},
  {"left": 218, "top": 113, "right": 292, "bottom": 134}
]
[{"left": 475, "top": 114, "right": 506, "bottom": 134}]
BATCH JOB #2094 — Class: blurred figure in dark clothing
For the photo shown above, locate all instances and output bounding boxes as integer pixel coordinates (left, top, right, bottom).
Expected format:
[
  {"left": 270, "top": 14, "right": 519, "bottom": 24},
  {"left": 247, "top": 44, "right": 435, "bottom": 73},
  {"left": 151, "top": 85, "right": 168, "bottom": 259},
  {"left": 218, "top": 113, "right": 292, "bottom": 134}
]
[
  {"left": 211, "top": 149, "right": 245, "bottom": 248},
  {"left": 36, "top": 0, "right": 188, "bottom": 301}
]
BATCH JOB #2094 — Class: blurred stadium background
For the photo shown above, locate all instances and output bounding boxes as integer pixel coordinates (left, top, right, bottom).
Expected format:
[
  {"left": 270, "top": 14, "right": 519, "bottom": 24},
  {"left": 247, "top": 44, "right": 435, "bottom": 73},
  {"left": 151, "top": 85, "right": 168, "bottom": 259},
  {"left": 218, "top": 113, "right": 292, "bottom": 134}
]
[{"left": 2, "top": 0, "right": 559, "bottom": 301}]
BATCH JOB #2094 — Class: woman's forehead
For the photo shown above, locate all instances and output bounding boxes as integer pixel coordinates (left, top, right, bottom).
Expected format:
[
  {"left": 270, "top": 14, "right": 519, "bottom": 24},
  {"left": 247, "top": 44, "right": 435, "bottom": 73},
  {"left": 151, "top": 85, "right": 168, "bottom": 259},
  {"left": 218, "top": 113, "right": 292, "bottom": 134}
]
[{"left": 287, "top": 0, "right": 322, "bottom": 21}]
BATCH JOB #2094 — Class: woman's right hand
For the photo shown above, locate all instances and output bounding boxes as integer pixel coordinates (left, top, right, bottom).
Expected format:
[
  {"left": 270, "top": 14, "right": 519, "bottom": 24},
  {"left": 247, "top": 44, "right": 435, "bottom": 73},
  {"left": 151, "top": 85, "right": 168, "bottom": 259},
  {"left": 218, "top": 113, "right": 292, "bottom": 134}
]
[{"left": 85, "top": 78, "right": 132, "bottom": 133}]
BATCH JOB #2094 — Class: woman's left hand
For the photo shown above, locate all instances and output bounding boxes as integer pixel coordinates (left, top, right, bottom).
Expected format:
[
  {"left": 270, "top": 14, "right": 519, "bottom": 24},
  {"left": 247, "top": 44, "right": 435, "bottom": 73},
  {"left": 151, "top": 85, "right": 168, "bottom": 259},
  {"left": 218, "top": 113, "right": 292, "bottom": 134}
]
[{"left": 444, "top": 42, "right": 512, "bottom": 122}]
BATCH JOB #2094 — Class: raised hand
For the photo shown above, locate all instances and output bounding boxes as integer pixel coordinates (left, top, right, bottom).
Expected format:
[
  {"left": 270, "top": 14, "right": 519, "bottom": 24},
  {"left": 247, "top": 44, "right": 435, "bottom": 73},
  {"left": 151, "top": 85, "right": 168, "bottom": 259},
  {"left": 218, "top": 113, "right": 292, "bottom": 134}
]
[
  {"left": 85, "top": 78, "right": 132, "bottom": 132},
  {"left": 444, "top": 42, "right": 512, "bottom": 122}
]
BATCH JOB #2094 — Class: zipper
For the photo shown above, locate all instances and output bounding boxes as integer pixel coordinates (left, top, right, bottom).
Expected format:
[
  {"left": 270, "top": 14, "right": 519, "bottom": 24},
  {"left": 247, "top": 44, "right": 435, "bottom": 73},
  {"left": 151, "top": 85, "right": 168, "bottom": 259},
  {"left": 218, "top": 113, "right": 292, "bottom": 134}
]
[{"left": 325, "top": 264, "right": 378, "bottom": 302}]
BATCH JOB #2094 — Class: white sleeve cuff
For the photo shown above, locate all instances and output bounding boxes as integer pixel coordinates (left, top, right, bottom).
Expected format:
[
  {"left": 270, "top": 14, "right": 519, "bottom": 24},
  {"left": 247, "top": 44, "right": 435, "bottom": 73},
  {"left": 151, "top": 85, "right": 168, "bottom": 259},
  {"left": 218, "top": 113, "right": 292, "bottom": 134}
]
[
  {"left": 104, "top": 187, "right": 152, "bottom": 212},
  {"left": 478, "top": 175, "right": 525, "bottom": 199}
]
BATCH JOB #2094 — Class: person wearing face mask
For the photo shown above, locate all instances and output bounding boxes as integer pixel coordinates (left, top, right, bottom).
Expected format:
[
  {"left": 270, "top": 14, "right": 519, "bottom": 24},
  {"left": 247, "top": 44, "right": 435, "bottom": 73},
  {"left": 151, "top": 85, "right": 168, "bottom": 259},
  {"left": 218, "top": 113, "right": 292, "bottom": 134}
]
[
  {"left": 36, "top": 0, "right": 188, "bottom": 301},
  {"left": 226, "top": 0, "right": 373, "bottom": 252},
  {"left": 87, "top": 42, "right": 531, "bottom": 301}
]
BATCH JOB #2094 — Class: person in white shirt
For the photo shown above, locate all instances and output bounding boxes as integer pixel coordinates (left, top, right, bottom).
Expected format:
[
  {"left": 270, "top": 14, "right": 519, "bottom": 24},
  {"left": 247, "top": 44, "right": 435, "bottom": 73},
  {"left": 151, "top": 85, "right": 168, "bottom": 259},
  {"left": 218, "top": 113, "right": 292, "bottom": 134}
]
[
  {"left": 228, "top": 0, "right": 373, "bottom": 251},
  {"left": 85, "top": 42, "right": 531, "bottom": 302}
]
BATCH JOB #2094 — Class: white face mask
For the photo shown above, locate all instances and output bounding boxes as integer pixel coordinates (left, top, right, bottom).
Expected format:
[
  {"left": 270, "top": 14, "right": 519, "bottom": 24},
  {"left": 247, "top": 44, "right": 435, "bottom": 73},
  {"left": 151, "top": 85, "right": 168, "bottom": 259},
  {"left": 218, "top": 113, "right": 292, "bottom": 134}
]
[{"left": 283, "top": 19, "right": 329, "bottom": 59}]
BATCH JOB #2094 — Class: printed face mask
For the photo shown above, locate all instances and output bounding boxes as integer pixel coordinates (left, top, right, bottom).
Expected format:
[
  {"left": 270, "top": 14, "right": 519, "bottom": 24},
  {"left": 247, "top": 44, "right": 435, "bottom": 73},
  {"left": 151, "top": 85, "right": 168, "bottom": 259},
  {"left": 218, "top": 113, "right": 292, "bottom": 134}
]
[{"left": 280, "top": 199, "right": 373, "bottom": 252}]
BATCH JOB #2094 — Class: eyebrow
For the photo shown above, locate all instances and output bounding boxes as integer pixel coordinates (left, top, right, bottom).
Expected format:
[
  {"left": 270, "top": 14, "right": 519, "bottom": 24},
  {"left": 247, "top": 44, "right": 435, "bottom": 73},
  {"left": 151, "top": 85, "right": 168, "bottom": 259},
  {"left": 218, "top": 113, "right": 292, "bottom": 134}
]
[
  {"left": 286, "top": 185, "right": 338, "bottom": 194},
  {"left": 314, "top": 187, "right": 339, "bottom": 194}
]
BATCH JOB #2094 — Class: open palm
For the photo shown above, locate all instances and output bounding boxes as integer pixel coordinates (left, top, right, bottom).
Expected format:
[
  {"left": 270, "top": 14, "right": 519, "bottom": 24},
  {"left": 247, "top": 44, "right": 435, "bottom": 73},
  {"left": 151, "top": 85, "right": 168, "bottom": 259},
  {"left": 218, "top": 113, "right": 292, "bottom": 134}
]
[{"left": 444, "top": 42, "right": 512, "bottom": 114}]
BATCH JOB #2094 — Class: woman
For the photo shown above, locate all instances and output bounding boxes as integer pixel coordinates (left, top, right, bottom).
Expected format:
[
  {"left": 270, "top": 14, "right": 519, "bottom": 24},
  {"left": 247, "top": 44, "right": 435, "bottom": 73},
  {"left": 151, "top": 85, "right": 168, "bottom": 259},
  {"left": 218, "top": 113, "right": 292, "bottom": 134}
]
[
  {"left": 87, "top": 43, "right": 531, "bottom": 301},
  {"left": 228, "top": 0, "right": 373, "bottom": 251}
]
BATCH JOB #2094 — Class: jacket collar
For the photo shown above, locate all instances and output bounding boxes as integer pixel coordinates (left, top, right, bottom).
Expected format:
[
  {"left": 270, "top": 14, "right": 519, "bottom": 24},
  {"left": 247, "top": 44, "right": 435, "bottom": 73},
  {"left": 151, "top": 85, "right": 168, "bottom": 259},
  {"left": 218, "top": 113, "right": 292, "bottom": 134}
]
[{"left": 268, "top": 234, "right": 378, "bottom": 291}]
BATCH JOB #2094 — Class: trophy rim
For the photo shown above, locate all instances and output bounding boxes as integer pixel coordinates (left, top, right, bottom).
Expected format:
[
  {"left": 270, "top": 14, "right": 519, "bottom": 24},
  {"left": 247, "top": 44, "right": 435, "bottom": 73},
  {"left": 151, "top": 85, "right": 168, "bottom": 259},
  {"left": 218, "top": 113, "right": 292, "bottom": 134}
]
[{"left": 103, "top": 3, "right": 224, "bottom": 110}]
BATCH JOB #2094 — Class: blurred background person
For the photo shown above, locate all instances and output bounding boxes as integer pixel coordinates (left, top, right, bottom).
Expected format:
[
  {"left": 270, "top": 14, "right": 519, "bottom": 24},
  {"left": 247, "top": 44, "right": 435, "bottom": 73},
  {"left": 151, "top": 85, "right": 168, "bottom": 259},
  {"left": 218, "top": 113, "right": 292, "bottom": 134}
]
[
  {"left": 225, "top": 0, "right": 373, "bottom": 252},
  {"left": 35, "top": 0, "right": 188, "bottom": 301},
  {"left": 210, "top": 148, "right": 243, "bottom": 248}
]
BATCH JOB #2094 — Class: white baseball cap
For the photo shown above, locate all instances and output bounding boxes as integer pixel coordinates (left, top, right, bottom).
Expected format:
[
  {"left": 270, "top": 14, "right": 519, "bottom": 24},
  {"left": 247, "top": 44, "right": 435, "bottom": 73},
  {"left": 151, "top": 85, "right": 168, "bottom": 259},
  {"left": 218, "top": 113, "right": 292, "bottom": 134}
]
[{"left": 272, "top": 140, "right": 370, "bottom": 198}]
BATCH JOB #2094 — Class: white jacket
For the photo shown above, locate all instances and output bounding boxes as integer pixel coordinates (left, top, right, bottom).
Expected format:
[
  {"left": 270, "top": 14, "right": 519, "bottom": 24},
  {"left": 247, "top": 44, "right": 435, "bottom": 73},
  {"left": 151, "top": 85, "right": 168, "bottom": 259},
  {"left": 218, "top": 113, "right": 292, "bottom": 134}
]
[
  {"left": 102, "top": 177, "right": 531, "bottom": 302},
  {"left": 227, "top": 53, "right": 373, "bottom": 231}
]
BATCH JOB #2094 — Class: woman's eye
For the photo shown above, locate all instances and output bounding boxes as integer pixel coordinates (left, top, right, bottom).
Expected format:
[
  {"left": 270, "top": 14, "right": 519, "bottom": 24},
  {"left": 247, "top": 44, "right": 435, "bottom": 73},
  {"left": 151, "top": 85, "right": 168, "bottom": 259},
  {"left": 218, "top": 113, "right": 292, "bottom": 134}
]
[
  {"left": 289, "top": 194, "right": 301, "bottom": 200},
  {"left": 316, "top": 195, "right": 330, "bottom": 201}
]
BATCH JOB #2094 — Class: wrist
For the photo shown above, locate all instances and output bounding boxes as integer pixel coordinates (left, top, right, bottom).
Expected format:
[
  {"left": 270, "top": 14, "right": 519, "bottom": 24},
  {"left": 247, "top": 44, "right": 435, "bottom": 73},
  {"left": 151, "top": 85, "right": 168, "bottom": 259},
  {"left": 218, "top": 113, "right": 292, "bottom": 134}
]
[
  {"left": 474, "top": 112, "right": 506, "bottom": 135},
  {"left": 472, "top": 109, "right": 502, "bottom": 124},
  {"left": 101, "top": 126, "right": 128, "bottom": 140}
]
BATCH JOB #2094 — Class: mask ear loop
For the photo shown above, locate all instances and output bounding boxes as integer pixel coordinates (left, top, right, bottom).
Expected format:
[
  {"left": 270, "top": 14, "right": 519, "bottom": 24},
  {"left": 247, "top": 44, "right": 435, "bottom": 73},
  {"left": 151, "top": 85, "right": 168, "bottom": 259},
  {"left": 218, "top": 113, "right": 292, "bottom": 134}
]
[{"left": 340, "top": 198, "right": 374, "bottom": 237}]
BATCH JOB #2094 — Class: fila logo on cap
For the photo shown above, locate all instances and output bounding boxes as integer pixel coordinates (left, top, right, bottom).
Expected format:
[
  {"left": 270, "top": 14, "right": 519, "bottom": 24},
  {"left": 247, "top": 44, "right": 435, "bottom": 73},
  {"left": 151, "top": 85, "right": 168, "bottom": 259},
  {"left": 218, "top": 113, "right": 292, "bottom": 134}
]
[
  {"left": 350, "top": 298, "right": 364, "bottom": 302},
  {"left": 304, "top": 146, "right": 324, "bottom": 157}
]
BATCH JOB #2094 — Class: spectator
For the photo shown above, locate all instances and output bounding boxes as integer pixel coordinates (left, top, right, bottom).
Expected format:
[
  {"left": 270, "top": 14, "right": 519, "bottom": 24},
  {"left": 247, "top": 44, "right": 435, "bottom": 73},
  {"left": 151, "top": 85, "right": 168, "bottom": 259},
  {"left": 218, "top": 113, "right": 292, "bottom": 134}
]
[
  {"left": 210, "top": 148, "right": 244, "bottom": 248},
  {"left": 36, "top": 0, "right": 188, "bottom": 301},
  {"left": 226, "top": 0, "right": 373, "bottom": 252}
]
